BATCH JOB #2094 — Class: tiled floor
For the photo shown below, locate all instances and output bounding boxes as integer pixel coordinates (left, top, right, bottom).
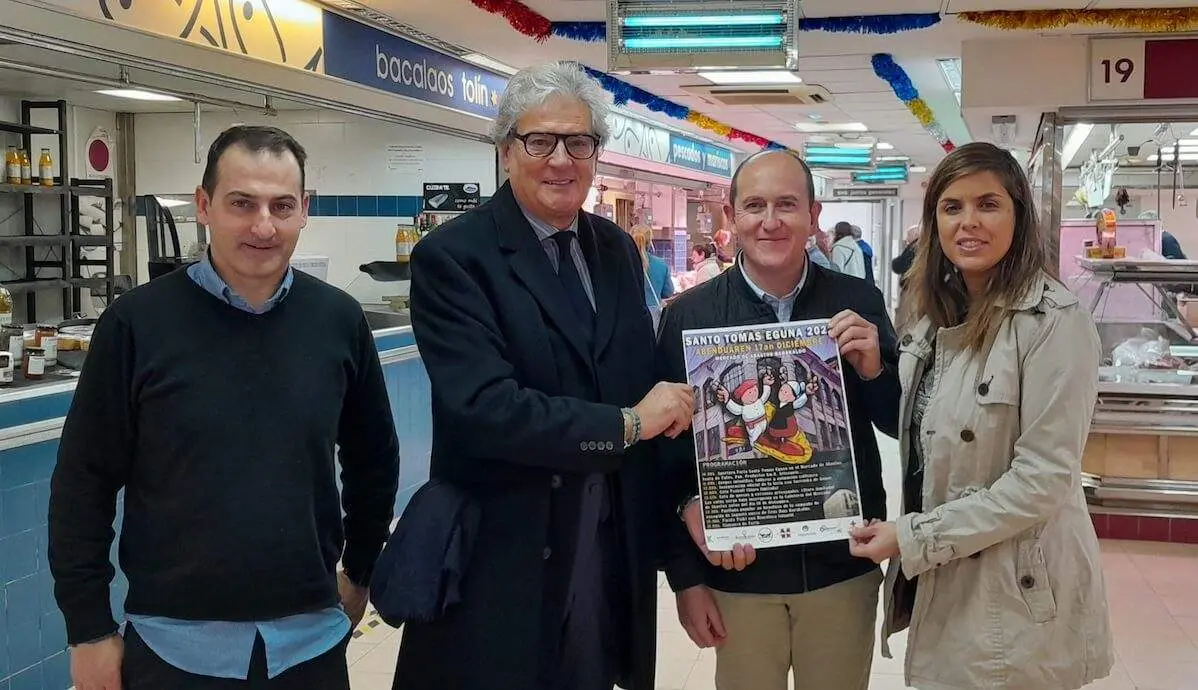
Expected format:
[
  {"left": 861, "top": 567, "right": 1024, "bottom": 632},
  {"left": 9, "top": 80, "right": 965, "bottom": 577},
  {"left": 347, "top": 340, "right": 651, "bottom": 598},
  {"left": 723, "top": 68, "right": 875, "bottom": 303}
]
[{"left": 348, "top": 432, "right": 1198, "bottom": 689}]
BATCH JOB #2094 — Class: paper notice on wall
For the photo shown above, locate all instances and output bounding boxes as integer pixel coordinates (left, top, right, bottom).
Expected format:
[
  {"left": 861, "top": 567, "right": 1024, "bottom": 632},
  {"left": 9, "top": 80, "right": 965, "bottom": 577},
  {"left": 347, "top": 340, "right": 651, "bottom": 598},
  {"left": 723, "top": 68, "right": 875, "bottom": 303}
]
[{"left": 386, "top": 144, "right": 425, "bottom": 174}]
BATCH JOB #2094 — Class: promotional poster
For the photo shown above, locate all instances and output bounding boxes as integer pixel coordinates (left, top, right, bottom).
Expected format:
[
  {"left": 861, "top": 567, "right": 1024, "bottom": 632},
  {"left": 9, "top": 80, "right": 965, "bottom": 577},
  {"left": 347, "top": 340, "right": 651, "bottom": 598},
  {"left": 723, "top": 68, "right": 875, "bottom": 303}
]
[{"left": 682, "top": 319, "right": 863, "bottom": 550}]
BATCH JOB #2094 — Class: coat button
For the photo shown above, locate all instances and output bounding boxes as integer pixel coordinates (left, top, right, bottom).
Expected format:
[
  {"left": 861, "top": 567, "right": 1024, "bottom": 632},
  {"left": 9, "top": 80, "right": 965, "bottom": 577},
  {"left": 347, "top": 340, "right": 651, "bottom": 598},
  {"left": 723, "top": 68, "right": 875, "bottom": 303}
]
[
  {"left": 977, "top": 382, "right": 989, "bottom": 396},
  {"left": 901, "top": 334, "right": 913, "bottom": 346},
  {"left": 551, "top": 475, "right": 562, "bottom": 489},
  {"left": 1020, "top": 575, "right": 1035, "bottom": 589},
  {"left": 579, "top": 441, "right": 587, "bottom": 451},
  {"left": 543, "top": 547, "right": 552, "bottom": 560},
  {"left": 960, "top": 429, "right": 975, "bottom": 443}
]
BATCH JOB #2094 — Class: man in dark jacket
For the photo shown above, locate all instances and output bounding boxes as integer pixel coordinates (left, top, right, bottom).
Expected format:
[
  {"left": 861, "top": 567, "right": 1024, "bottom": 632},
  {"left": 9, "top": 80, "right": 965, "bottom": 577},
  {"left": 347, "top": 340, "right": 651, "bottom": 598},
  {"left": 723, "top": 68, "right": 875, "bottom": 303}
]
[
  {"left": 656, "top": 149, "right": 901, "bottom": 690},
  {"left": 394, "top": 61, "right": 693, "bottom": 690}
]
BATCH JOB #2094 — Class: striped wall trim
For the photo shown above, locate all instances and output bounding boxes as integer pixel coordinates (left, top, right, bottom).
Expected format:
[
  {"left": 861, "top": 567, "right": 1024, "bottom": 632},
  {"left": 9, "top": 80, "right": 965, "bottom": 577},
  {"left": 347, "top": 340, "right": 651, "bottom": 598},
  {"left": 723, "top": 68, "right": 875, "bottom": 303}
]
[{"left": 0, "top": 415, "right": 65, "bottom": 450}]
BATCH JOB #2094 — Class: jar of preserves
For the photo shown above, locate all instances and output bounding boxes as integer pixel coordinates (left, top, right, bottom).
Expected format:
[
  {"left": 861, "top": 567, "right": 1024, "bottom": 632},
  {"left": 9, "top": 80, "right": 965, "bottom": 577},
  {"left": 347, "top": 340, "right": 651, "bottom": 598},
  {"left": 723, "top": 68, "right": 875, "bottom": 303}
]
[
  {"left": 34, "top": 324, "right": 57, "bottom": 367},
  {"left": 0, "top": 352, "right": 13, "bottom": 386},
  {"left": 0, "top": 324, "right": 22, "bottom": 364},
  {"left": 23, "top": 346, "right": 45, "bottom": 380}
]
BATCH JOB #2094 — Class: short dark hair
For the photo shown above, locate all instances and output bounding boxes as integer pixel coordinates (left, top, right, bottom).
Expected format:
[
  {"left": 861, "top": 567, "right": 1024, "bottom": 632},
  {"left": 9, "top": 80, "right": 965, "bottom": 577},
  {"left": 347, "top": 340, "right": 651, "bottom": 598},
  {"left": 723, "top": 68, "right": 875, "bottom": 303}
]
[
  {"left": 692, "top": 243, "right": 713, "bottom": 260},
  {"left": 201, "top": 125, "right": 307, "bottom": 196},
  {"left": 834, "top": 221, "right": 854, "bottom": 240},
  {"left": 729, "top": 149, "right": 816, "bottom": 207}
]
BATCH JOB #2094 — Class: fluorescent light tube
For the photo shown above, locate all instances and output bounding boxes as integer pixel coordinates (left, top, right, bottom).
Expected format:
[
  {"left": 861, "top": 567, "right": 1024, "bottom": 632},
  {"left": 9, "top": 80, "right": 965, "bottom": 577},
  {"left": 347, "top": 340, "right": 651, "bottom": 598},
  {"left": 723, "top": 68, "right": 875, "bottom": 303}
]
[
  {"left": 461, "top": 53, "right": 517, "bottom": 75},
  {"left": 699, "top": 71, "right": 801, "bottom": 85},
  {"left": 94, "top": 89, "right": 182, "bottom": 102},
  {"left": 624, "top": 36, "right": 784, "bottom": 50},
  {"left": 623, "top": 14, "right": 784, "bottom": 27},
  {"left": 1061, "top": 123, "right": 1094, "bottom": 170},
  {"left": 875, "top": 142, "right": 894, "bottom": 150},
  {"left": 794, "top": 122, "right": 868, "bottom": 133}
]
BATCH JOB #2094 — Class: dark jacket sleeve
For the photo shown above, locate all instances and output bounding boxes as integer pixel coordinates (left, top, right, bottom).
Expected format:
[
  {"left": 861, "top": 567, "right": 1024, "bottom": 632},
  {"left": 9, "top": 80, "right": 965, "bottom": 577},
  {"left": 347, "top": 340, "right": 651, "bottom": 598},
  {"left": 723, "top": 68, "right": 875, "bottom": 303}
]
[
  {"left": 49, "top": 310, "right": 133, "bottom": 645},
  {"left": 337, "top": 313, "right": 402, "bottom": 587},
  {"left": 409, "top": 238, "right": 625, "bottom": 473},
  {"left": 653, "top": 305, "right": 708, "bottom": 592},
  {"left": 856, "top": 290, "right": 902, "bottom": 439},
  {"left": 892, "top": 244, "right": 916, "bottom": 276}
]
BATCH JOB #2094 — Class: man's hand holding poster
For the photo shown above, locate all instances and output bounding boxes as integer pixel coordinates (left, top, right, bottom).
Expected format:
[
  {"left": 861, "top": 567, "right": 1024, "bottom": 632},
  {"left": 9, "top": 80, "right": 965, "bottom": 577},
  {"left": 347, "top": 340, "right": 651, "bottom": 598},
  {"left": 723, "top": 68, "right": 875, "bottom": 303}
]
[{"left": 683, "top": 319, "right": 863, "bottom": 550}]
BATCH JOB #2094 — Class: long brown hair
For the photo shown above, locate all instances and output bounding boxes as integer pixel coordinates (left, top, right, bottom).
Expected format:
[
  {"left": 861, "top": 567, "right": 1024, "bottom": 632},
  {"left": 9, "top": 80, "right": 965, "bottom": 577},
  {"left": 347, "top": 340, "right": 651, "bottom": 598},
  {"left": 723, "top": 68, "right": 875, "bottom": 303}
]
[
  {"left": 900, "top": 142, "right": 1046, "bottom": 351},
  {"left": 629, "top": 224, "right": 651, "bottom": 270}
]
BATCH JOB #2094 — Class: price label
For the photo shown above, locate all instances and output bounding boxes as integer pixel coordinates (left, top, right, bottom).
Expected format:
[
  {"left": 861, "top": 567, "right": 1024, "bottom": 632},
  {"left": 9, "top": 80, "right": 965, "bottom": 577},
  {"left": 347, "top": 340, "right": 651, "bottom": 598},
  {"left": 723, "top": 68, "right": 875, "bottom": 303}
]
[{"left": 1090, "top": 38, "right": 1146, "bottom": 101}]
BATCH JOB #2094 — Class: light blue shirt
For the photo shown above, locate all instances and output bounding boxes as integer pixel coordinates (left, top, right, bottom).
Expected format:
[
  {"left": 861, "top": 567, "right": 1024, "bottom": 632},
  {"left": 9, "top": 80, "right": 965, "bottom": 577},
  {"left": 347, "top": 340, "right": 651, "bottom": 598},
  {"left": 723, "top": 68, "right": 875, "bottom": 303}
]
[
  {"left": 808, "top": 245, "right": 835, "bottom": 272},
  {"left": 126, "top": 252, "right": 350, "bottom": 680},
  {"left": 739, "top": 253, "right": 809, "bottom": 323}
]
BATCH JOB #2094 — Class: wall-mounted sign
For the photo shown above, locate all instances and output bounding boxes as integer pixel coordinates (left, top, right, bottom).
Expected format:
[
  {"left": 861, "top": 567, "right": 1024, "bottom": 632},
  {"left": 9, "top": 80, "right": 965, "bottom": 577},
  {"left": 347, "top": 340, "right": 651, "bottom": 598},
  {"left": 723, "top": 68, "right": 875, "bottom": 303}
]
[
  {"left": 423, "top": 183, "right": 481, "bottom": 212},
  {"left": 41, "top": 0, "right": 327, "bottom": 72},
  {"left": 85, "top": 127, "right": 114, "bottom": 178},
  {"left": 668, "top": 134, "right": 733, "bottom": 178},
  {"left": 606, "top": 112, "right": 670, "bottom": 165},
  {"left": 1090, "top": 36, "right": 1198, "bottom": 102},
  {"left": 832, "top": 187, "right": 899, "bottom": 199},
  {"left": 322, "top": 13, "right": 507, "bottom": 120},
  {"left": 40, "top": 0, "right": 510, "bottom": 120}
]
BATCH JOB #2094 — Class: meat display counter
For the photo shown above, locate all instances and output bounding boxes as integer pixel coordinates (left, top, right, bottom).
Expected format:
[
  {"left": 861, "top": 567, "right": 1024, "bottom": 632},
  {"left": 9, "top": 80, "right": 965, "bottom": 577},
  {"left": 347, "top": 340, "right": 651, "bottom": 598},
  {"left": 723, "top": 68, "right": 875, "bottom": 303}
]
[{"left": 1075, "top": 258, "right": 1198, "bottom": 515}]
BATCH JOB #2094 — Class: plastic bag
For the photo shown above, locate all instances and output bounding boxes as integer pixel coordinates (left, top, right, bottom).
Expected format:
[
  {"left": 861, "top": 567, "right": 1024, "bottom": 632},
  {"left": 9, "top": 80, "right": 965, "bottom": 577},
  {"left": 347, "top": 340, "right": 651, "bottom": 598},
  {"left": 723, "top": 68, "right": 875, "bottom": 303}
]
[{"left": 1111, "top": 328, "right": 1184, "bottom": 369}]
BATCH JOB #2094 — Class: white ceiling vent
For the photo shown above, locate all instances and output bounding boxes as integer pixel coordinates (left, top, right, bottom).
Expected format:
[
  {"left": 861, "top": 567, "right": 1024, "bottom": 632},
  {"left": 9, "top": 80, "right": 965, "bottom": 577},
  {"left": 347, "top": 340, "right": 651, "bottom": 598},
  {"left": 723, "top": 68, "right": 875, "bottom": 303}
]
[{"left": 681, "top": 83, "right": 833, "bottom": 107}]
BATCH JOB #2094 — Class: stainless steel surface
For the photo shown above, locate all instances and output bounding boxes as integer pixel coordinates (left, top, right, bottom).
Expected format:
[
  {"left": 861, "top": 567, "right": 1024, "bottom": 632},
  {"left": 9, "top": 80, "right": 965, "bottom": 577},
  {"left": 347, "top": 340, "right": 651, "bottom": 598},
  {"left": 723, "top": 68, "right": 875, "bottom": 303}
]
[{"left": 363, "top": 308, "right": 411, "bottom": 330}]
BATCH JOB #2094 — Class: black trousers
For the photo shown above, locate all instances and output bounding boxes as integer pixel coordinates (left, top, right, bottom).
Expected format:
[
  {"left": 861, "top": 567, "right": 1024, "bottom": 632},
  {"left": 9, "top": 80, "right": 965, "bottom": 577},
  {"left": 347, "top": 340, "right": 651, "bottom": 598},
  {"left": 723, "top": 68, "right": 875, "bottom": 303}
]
[{"left": 121, "top": 624, "right": 351, "bottom": 690}]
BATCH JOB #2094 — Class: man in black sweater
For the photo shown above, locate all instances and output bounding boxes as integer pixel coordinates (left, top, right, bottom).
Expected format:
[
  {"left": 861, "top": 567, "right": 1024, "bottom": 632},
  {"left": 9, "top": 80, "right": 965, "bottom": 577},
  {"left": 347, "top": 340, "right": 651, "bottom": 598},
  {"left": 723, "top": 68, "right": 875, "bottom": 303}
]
[
  {"left": 49, "top": 125, "right": 400, "bottom": 690},
  {"left": 657, "top": 149, "right": 901, "bottom": 690}
]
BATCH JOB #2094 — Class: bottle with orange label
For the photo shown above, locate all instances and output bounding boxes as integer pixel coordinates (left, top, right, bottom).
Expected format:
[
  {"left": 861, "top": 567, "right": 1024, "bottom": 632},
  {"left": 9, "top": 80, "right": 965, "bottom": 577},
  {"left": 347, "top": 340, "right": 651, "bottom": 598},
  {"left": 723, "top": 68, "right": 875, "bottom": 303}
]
[
  {"left": 5, "top": 146, "right": 19, "bottom": 184},
  {"left": 38, "top": 148, "right": 53, "bottom": 186}
]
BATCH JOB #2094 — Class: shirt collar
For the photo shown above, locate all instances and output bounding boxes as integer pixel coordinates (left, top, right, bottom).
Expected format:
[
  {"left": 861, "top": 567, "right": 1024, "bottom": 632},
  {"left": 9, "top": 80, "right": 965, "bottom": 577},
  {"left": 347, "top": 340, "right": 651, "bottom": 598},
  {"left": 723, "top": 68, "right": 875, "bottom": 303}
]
[
  {"left": 737, "top": 252, "right": 808, "bottom": 304},
  {"left": 192, "top": 250, "right": 293, "bottom": 314},
  {"left": 519, "top": 203, "right": 579, "bottom": 242}
]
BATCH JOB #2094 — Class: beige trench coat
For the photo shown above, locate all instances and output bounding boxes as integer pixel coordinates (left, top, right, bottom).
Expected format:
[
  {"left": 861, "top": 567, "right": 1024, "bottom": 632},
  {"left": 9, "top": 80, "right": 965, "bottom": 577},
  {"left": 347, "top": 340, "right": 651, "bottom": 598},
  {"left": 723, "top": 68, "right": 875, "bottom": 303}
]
[{"left": 880, "top": 274, "right": 1115, "bottom": 690}]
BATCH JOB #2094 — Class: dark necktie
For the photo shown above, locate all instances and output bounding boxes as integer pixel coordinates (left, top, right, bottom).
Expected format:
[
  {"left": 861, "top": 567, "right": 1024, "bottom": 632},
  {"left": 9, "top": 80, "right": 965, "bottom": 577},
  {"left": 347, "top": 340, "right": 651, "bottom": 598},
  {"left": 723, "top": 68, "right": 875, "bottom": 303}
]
[{"left": 550, "top": 231, "right": 595, "bottom": 332}]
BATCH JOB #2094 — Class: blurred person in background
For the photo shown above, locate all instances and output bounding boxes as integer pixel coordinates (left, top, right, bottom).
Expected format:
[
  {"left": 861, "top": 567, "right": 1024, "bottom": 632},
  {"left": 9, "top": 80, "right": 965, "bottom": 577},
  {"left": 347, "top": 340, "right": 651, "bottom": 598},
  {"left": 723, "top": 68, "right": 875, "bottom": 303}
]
[
  {"left": 630, "top": 224, "right": 675, "bottom": 302},
  {"left": 849, "top": 142, "right": 1113, "bottom": 690},
  {"left": 692, "top": 243, "right": 724, "bottom": 284},
  {"left": 831, "top": 222, "right": 867, "bottom": 279},
  {"left": 851, "top": 224, "right": 876, "bottom": 284}
]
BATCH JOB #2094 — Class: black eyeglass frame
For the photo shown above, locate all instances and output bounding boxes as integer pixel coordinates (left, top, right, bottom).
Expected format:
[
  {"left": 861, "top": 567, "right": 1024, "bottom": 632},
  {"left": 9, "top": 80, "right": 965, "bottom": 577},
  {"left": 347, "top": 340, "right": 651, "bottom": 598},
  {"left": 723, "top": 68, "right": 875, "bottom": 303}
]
[{"left": 509, "top": 131, "right": 601, "bottom": 160}]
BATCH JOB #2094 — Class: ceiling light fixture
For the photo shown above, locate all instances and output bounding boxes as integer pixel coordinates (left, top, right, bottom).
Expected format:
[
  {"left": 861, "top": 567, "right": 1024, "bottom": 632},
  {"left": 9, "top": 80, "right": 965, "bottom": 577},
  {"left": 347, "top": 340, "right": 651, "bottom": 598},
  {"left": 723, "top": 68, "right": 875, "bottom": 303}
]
[
  {"left": 875, "top": 142, "right": 894, "bottom": 150},
  {"left": 1061, "top": 123, "right": 1094, "bottom": 170},
  {"left": 698, "top": 70, "right": 802, "bottom": 85},
  {"left": 937, "top": 58, "right": 962, "bottom": 106},
  {"left": 461, "top": 53, "right": 517, "bottom": 75},
  {"left": 794, "top": 122, "right": 868, "bottom": 133},
  {"left": 909, "top": 166, "right": 927, "bottom": 173},
  {"left": 94, "top": 89, "right": 183, "bottom": 102}
]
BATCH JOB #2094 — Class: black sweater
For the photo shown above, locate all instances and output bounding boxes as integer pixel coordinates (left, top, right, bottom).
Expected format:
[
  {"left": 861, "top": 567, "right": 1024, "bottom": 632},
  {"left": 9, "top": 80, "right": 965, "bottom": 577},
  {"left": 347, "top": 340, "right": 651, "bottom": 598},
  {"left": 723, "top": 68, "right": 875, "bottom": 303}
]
[
  {"left": 656, "top": 262, "right": 901, "bottom": 595},
  {"left": 49, "top": 268, "right": 400, "bottom": 645}
]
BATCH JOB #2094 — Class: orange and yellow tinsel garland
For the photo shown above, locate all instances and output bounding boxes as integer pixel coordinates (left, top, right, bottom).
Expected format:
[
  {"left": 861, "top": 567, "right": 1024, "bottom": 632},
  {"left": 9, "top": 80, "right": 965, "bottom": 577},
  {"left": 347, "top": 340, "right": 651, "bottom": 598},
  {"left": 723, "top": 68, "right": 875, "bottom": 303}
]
[{"left": 959, "top": 8, "right": 1198, "bottom": 33}]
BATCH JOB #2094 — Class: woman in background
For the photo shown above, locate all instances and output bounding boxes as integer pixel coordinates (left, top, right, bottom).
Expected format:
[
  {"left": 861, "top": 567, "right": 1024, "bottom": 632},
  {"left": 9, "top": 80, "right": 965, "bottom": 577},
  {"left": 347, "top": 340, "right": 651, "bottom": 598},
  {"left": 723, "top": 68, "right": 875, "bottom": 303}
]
[
  {"left": 848, "top": 142, "right": 1113, "bottom": 690},
  {"left": 691, "top": 243, "right": 723, "bottom": 285},
  {"left": 631, "top": 224, "right": 675, "bottom": 302}
]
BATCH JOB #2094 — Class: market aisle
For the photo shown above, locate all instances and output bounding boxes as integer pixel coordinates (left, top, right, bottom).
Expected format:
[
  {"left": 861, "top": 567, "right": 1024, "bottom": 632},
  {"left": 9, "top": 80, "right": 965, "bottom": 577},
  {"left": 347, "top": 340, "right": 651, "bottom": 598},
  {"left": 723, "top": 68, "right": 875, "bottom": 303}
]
[{"left": 347, "top": 430, "right": 1198, "bottom": 690}]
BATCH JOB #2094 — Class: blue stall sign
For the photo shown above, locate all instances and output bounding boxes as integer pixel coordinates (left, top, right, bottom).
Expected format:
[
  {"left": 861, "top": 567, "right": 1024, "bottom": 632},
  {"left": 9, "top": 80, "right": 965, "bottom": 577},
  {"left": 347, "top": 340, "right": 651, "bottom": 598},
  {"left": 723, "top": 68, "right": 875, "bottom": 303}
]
[
  {"left": 322, "top": 12, "right": 508, "bottom": 120},
  {"left": 668, "top": 133, "right": 733, "bottom": 178}
]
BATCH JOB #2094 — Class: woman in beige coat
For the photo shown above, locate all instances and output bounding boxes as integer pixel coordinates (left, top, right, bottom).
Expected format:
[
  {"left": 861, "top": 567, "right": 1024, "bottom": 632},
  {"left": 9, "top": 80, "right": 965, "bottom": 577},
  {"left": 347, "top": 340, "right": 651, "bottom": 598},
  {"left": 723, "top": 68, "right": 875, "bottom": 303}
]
[{"left": 848, "top": 142, "right": 1114, "bottom": 690}]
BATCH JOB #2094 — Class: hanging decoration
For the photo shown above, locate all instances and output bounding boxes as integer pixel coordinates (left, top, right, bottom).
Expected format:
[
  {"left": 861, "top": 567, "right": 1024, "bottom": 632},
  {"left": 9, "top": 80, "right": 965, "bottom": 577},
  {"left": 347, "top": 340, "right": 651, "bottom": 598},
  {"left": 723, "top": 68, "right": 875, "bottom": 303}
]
[
  {"left": 580, "top": 66, "right": 788, "bottom": 150},
  {"left": 469, "top": 1, "right": 942, "bottom": 42},
  {"left": 870, "top": 54, "right": 955, "bottom": 153},
  {"left": 958, "top": 8, "right": 1198, "bottom": 33}
]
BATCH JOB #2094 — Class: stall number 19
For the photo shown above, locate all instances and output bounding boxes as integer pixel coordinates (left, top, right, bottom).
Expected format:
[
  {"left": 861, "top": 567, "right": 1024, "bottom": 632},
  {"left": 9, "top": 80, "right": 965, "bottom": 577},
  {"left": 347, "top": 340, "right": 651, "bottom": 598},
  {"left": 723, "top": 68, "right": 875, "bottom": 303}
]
[{"left": 1101, "top": 58, "right": 1135, "bottom": 84}]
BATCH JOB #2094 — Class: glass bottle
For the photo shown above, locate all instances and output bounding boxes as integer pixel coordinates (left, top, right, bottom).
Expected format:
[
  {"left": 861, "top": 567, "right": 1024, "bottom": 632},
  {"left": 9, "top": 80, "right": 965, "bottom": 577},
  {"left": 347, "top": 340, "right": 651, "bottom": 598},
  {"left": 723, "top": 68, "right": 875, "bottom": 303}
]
[
  {"left": 0, "top": 283, "right": 11, "bottom": 327},
  {"left": 38, "top": 148, "right": 53, "bottom": 187},
  {"left": 4, "top": 146, "right": 18, "bottom": 184},
  {"left": 18, "top": 149, "right": 31, "bottom": 185}
]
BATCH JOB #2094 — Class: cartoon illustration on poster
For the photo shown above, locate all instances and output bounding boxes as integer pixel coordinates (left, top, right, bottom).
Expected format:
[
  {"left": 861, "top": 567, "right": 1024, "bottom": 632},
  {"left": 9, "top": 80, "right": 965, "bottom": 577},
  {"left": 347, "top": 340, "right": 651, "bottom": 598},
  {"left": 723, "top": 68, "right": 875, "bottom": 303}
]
[{"left": 683, "top": 319, "right": 863, "bottom": 550}]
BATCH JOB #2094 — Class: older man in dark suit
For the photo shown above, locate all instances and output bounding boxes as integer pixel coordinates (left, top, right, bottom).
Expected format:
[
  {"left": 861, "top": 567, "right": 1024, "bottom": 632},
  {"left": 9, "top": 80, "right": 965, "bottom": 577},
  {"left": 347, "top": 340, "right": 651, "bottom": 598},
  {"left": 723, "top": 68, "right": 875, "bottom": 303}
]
[{"left": 393, "top": 61, "right": 694, "bottom": 690}]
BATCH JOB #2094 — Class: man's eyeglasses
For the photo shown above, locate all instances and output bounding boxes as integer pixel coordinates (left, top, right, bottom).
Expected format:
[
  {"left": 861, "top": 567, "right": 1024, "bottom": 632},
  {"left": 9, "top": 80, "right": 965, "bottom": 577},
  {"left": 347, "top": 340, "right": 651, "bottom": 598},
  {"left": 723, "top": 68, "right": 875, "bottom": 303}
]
[{"left": 510, "top": 132, "right": 600, "bottom": 160}]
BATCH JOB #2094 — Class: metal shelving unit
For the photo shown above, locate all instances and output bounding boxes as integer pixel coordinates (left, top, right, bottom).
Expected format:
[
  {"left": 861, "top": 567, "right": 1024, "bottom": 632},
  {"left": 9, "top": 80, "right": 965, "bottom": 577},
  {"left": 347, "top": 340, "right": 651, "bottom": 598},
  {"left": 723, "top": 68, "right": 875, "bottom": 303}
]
[{"left": 0, "top": 100, "right": 116, "bottom": 321}]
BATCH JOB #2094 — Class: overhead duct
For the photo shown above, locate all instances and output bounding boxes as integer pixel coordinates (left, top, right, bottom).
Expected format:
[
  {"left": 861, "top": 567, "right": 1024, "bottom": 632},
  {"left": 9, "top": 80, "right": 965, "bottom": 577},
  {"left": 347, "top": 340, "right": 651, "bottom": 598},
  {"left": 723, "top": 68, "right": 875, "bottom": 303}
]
[{"left": 680, "top": 82, "right": 832, "bottom": 107}]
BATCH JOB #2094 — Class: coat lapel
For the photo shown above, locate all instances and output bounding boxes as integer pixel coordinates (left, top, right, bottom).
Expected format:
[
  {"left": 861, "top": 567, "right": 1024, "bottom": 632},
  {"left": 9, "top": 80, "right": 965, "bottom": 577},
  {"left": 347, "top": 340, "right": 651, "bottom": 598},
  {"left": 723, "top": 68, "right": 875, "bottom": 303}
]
[{"left": 493, "top": 184, "right": 591, "bottom": 363}]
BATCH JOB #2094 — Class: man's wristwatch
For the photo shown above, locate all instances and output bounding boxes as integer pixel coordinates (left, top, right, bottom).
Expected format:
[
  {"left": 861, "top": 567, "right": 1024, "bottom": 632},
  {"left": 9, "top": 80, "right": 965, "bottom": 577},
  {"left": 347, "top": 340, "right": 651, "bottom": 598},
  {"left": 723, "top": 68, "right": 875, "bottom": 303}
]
[{"left": 621, "top": 407, "right": 641, "bottom": 449}]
